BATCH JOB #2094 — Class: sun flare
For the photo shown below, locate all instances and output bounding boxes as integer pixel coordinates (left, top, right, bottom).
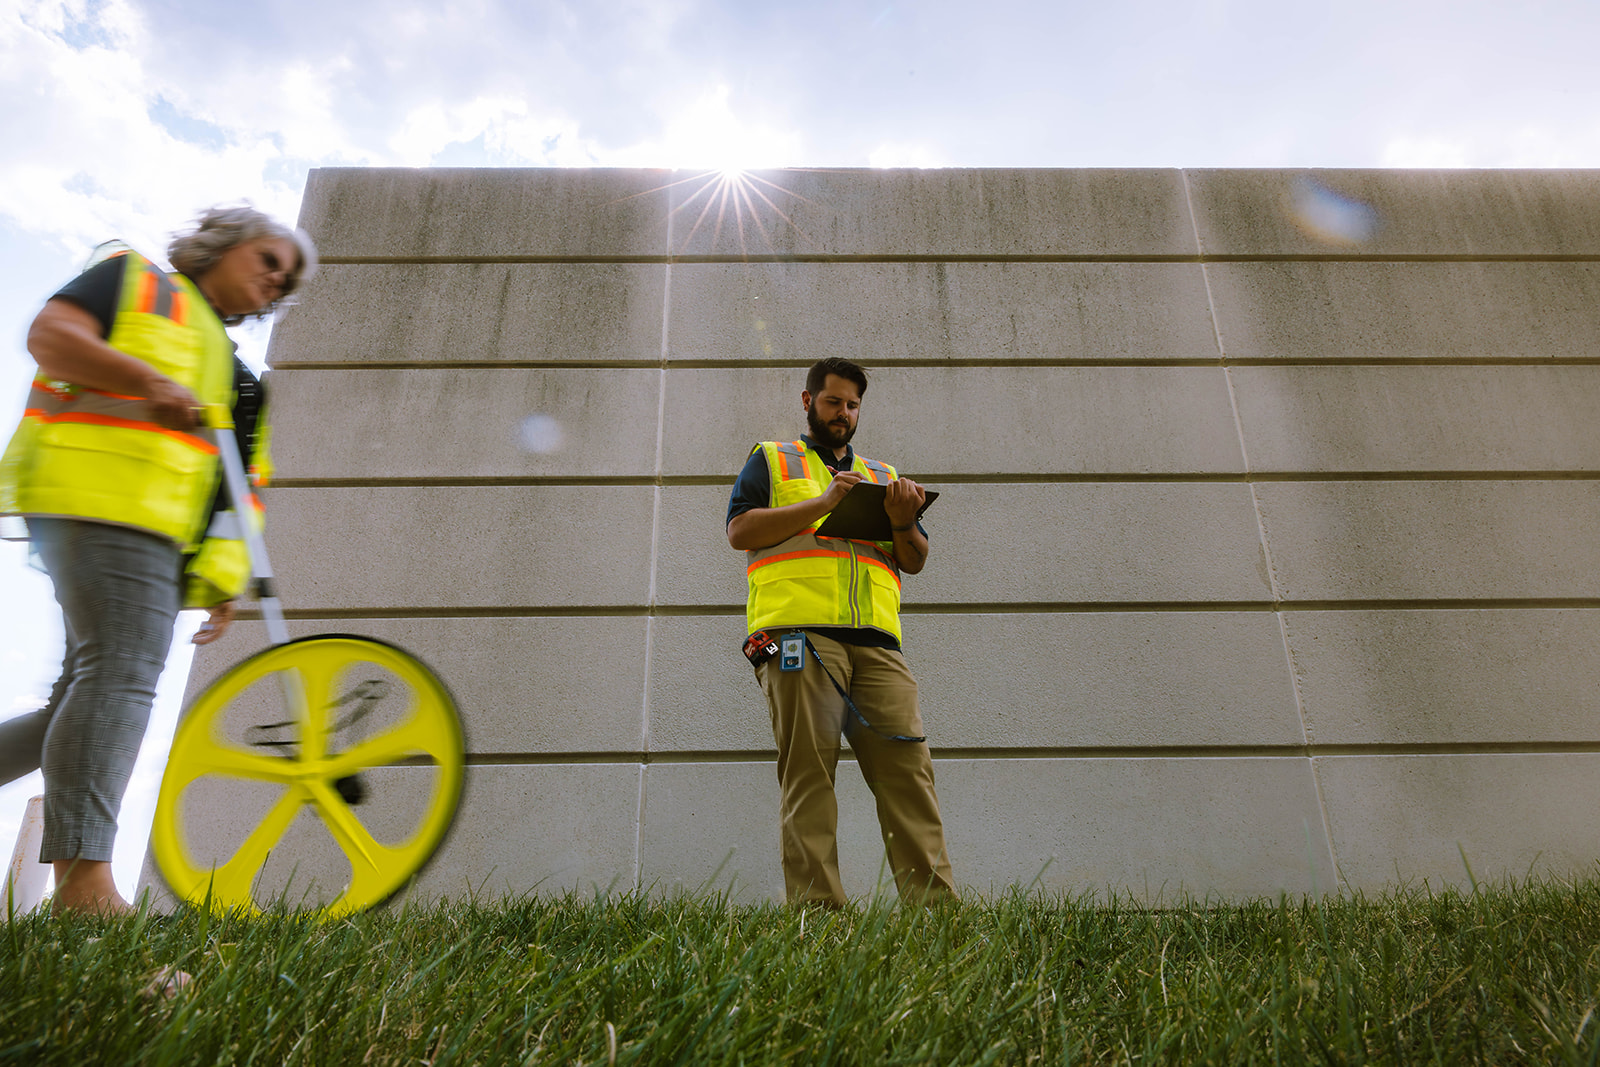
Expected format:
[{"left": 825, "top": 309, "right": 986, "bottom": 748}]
[{"left": 613, "top": 167, "right": 816, "bottom": 257}]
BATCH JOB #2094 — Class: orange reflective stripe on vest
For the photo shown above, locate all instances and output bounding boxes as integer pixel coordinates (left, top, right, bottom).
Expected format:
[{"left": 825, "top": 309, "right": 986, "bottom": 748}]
[
  {"left": 773, "top": 440, "right": 810, "bottom": 481},
  {"left": 0, "top": 246, "right": 235, "bottom": 547},
  {"left": 134, "top": 263, "right": 189, "bottom": 325},
  {"left": 747, "top": 544, "right": 902, "bottom": 586},
  {"left": 22, "top": 384, "right": 216, "bottom": 455},
  {"left": 860, "top": 458, "right": 893, "bottom": 484}
]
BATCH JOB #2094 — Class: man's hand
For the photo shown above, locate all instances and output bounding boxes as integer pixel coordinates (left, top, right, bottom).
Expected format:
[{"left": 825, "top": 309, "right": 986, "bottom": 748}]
[
  {"left": 192, "top": 600, "right": 236, "bottom": 645},
  {"left": 885, "top": 477, "right": 930, "bottom": 575},
  {"left": 728, "top": 469, "right": 865, "bottom": 551},
  {"left": 821, "top": 469, "right": 864, "bottom": 509},
  {"left": 884, "top": 477, "right": 926, "bottom": 528}
]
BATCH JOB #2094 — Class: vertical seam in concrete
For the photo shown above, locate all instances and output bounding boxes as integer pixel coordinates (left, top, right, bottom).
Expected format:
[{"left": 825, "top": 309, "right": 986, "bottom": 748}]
[
  {"left": 1178, "top": 171, "right": 1279, "bottom": 601},
  {"left": 1305, "top": 755, "right": 1343, "bottom": 894},
  {"left": 1180, "top": 169, "right": 1338, "bottom": 889},
  {"left": 633, "top": 764, "right": 648, "bottom": 893},
  {"left": 642, "top": 265, "right": 670, "bottom": 749},
  {"left": 634, "top": 202, "right": 675, "bottom": 892}
]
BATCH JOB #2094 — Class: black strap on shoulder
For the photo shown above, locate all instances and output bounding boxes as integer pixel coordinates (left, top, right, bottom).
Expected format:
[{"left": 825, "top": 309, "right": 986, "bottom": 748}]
[{"left": 191, "top": 358, "right": 267, "bottom": 549}]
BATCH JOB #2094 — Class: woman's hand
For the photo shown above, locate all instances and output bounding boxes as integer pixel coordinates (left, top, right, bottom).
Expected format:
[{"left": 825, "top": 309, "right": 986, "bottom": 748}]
[
  {"left": 28, "top": 299, "right": 201, "bottom": 430},
  {"left": 192, "top": 600, "right": 236, "bottom": 645},
  {"left": 143, "top": 375, "right": 203, "bottom": 431}
]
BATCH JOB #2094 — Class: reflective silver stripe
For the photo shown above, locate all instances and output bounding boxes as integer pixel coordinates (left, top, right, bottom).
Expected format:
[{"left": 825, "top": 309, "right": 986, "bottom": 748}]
[
  {"left": 773, "top": 440, "right": 809, "bottom": 481},
  {"left": 860, "top": 458, "right": 893, "bottom": 483},
  {"left": 144, "top": 265, "right": 180, "bottom": 320},
  {"left": 27, "top": 384, "right": 155, "bottom": 421},
  {"left": 847, "top": 540, "right": 861, "bottom": 626},
  {"left": 205, "top": 510, "right": 242, "bottom": 540}
]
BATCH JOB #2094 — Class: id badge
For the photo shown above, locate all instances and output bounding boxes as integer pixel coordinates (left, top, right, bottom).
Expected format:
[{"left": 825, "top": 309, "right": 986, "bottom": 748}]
[{"left": 779, "top": 632, "right": 806, "bottom": 672}]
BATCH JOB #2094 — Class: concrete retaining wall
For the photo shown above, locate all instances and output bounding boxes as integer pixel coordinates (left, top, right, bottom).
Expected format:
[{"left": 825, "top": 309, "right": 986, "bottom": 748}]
[{"left": 145, "top": 167, "right": 1600, "bottom": 905}]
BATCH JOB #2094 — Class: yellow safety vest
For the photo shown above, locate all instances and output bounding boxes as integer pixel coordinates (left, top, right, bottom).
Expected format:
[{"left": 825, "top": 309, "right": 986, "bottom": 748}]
[
  {"left": 744, "top": 439, "right": 905, "bottom": 642},
  {"left": 0, "top": 247, "right": 240, "bottom": 564}
]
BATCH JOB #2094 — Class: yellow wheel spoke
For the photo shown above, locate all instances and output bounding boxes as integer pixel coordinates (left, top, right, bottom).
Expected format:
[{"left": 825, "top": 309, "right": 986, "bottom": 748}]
[
  {"left": 287, "top": 652, "right": 344, "bottom": 762},
  {"left": 175, "top": 742, "right": 299, "bottom": 785},
  {"left": 324, "top": 709, "right": 454, "bottom": 778},
  {"left": 207, "top": 788, "right": 304, "bottom": 904},
  {"left": 306, "top": 780, "right": 386, "bottom": 870}
]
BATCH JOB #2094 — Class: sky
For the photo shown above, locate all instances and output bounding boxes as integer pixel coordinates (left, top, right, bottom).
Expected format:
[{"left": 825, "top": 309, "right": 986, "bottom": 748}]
[{"left": 3, "top": 0, "right": 1600, "bottom": 898}]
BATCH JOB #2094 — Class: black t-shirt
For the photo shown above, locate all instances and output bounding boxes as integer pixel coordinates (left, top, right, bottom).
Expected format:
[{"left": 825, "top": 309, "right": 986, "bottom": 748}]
[
  {"left": 727, "top": 436, "right": 926, "bottom": 651},
  {"left": 52, "top": 256, "right": 126, "bottom": 335}
]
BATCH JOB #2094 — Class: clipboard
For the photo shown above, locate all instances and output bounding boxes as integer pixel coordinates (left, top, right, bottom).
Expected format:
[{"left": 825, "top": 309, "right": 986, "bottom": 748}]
[{"left": 814, "top": 483, "right": 938, "bottom": 541}]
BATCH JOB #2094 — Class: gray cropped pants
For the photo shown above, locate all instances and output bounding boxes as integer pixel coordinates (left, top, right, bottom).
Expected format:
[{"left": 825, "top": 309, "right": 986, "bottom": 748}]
[{"left": 0, "top": 517, "right": 182, "bottom": 862}]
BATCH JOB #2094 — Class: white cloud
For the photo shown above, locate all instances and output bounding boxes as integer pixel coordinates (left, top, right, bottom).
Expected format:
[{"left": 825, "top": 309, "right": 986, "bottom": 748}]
[
  {"left": 867, "top": 141, "right": 949, "bottom": 168},
  {"left": 495, "top": 114, "right": 600, "bottom": 166},
  {"left": 268, "top": 60, "right": 367, "bottom": 164},
  {"left": 1381, "top": 122, "right": 1600, "bottom": 169},
  {"left": 605, "top": 85, "right": 804, "bottom": 170},
  {"left": 1380, "top": 135, "right": 1475, "bottom": 169},
  {"left": 0, "top": 0, "right": 303, "bottom": 262},
  {"left": 1497, "top": 124, "right": 1600, "bottom": 168},
  {"left": 386, "top": 96, "right": 601, "bottom": 167}
]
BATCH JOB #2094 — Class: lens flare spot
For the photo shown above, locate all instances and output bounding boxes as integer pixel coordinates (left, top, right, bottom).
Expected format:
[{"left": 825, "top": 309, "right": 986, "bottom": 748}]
[
  {"left": 519, "top": 414, "right": 565, "bottom": 455},
  {"left": 1290, "top": 178, "right": 1381, "bottom": 245}
]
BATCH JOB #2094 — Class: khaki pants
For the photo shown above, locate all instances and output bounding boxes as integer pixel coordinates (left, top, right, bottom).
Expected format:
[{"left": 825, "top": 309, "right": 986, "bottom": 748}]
[{"left": 757, "top": 631, "right": 956, "bottom": 907}]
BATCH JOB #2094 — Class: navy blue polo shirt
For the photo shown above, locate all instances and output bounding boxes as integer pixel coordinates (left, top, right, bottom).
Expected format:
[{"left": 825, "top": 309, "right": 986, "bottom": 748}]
[{"left": 727, "top": 435, "right": 925, "bottom": 650}]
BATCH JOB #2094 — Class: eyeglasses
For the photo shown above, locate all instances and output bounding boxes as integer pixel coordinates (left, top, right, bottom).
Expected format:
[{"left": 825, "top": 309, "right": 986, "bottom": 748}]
[{"left": 258, "top": 247, "right": 299, "bottom": 295}]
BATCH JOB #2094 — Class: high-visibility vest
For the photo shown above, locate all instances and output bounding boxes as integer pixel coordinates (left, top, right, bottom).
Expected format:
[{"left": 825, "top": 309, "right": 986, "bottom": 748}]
[
  {"left": 0, "top": 248, "right": 237, "bottom": 552},
  {"left": 181, "top": 499, "right": 261, "bottom": 607},
  {"left": 744, "top": 439, "right": 905, "bottom": 642}
]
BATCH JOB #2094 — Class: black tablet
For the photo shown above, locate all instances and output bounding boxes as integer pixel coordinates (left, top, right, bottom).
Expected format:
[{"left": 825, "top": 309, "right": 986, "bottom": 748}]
[{"left": 814, "top": 483, "right": 939, "bottom": 541}]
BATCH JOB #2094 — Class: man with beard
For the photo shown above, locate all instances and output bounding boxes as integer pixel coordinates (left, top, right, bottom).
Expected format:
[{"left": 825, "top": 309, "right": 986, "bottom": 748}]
[{"left": 726, "top": 357, "right": 956, "bottom": 908}]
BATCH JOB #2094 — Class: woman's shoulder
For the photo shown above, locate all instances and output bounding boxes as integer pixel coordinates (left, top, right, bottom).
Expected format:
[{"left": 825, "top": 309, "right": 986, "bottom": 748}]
[{"left": 50, "top": 256, "right": 131, "bottom": 339}]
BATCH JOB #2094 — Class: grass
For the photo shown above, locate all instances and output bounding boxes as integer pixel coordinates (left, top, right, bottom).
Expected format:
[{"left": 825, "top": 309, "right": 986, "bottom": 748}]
[{"left": 5, "top": 878, "right": 1600, "bottom": 1065}]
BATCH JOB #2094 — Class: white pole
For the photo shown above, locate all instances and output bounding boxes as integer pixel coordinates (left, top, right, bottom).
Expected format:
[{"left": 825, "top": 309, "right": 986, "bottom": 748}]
[
  {"left": 3, "top": 796, "right": 51, "bottom": 920},
  {"left": 207, "top": 405, "right": 291, "bottom": 647}
]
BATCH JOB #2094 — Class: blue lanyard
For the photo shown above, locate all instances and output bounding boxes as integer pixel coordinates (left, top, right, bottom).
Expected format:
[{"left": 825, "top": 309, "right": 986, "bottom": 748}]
[{"left": 804, "top": 636, "right": 926, "bottom": 744}]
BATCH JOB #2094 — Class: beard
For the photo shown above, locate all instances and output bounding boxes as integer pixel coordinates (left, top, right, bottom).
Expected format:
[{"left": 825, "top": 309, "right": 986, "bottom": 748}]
[{"left": 806, "top": 401, "right": 857, "bottom": 450}]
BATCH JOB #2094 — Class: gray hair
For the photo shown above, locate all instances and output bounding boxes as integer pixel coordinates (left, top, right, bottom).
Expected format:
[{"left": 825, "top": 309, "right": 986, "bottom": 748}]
[{"left": 167, "top": 205, "right": 319, "bottom": 319}]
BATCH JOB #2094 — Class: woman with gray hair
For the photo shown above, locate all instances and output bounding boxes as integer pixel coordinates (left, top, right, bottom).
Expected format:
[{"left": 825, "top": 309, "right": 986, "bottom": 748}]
[{"left": 0, "top": 205, "right": 315, "bottom": 916}]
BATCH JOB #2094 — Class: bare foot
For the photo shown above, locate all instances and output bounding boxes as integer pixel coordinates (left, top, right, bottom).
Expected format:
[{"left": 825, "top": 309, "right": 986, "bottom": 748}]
[{"left": 51, "top": 859, "right": 135, "bottom": 918}]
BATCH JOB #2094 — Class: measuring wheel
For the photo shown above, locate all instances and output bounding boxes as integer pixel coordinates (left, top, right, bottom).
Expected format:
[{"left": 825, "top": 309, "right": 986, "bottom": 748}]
[{"left": 152, "top": 635, "right": 465, "bottom": 917}]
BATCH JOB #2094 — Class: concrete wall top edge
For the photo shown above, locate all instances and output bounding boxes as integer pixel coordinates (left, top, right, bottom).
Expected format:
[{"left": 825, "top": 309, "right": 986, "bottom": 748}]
[
  {"left": 681, "top": 168, "right": 1201, "bottom": 257},
  {"left": 300, "top": 168, "right": 678, "bottom": 259},
  {"left": 1184, "top": 168, "right": 1600, "bottom": 256},
  {"left": 302, "top": 167, "right": 1600, "bottom": 260},
  {"left": 302, "top": 167, "right": 1203, "bottom": 258},
  {"left": 307, "top": 165, "right": 1597, "bottom": 177}
]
